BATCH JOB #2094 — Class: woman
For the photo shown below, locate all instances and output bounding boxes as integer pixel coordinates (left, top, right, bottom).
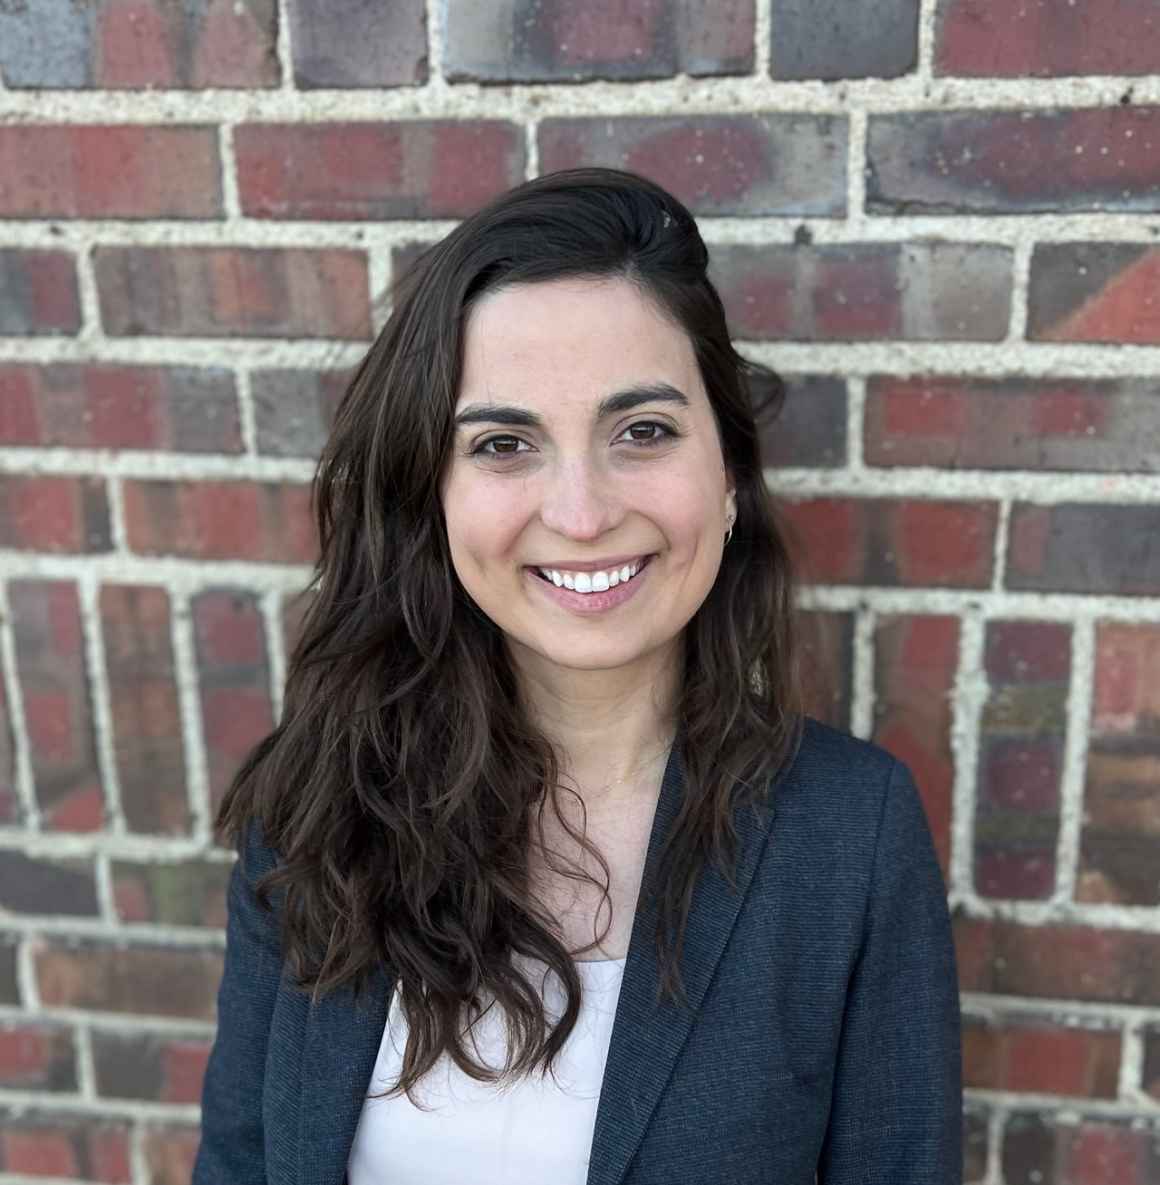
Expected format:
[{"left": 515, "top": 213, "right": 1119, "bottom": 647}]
[{"left": 192, "top": 167, "right": 962, "bottom": 1185}]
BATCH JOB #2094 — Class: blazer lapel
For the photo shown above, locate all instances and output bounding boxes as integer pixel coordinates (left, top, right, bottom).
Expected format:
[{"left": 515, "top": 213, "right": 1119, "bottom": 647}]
[{"left": 294, "top": 735, "right": 777, "bottom": 1185}]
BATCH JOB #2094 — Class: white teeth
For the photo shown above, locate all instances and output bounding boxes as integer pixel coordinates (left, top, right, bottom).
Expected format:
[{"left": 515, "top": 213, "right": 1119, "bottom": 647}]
[{"left": 537, "top": 558, "right": 646, "bottom": 594}]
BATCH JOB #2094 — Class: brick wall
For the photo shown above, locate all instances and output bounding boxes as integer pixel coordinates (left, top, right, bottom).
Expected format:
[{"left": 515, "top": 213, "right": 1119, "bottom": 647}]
[{"left": 1, "top": 1, "right": 1159, "bottom": 1181}]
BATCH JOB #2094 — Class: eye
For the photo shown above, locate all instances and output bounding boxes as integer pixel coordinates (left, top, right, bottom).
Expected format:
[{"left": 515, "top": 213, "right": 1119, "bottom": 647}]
[
  {"left": 618, "top": 421, "right": 678, "bottom": 447},
  {"left": 468, "top": 435, "right": 528, "bottom": 458}
]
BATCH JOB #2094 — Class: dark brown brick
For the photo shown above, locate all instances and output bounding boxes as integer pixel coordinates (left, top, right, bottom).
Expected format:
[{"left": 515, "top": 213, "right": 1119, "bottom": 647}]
[
  {"left": 964, "top": 1105, "right": 990, "bottom": 1184},
  {"left": 783, "top": 497, "right": 997, "bottom": 588},
  {"left": 237, "top": 121, "right": 524, "bottom": 220},
  {"left": 447, "top": 0, "right": 754, "bottom": 80},
  {"left": 1007, "top": 504, "right": 1160, "bottom": 596},
  {"left": 0, "top": 1020, "right": 78, "bottom": 1091},
  {"left": 0, "top": 363, "right": 241, "bottom": 453},
  {"left": 797, "top": 610, "right": 853, "bottom": 731},
  {"left": 1079, "top": 623, "right": 1160, "bottom": 907},
  {"left": 1001, "top": 1110, "right": 1160, "bottom": 1185},
  {"left": 0, "top": 0, "right": 279, "bottom": 89},
  {"left": 975, "top": 622, "right": 1069, "bottom": 901},
  {"left": 0, "top": 250, "right": 80, "bottom": 335},
  {"left": 111, "top": 858, "right": 230, "bottom": 927},
  {"left": 538, "top": 114, "right": 846, "bottom": 216},
  {"left": 865, "top": 375, "right": 1160, "bottom": 473},
  {"left": 35, "top": 941, "right": 223, "bottom": 1021},
  {"left": 0, "top": 1109, "right": 131, "bottom": 1181},
  {"left": 0, "top": 671, "right": 16, "bottom": 825},
  {"left": 143, "top": 1126, "right": 201, "bottom": 1185},
  {"left": 0, "top": 852, "right": 99, "bottom": 916},
  {"left": 935, "top": 0, "right": 1160, "bottom": 78},
  {"left": 0, "top": 126, "right": 222, "bottom": 219},
  {"left": 94, "top": 246, "right": 371, "bottom": 339},
  {"left": 710, "top": 241, "right": 1012, "bottom": 341},
  {"left": 770, "top": 0, "right": 919, "bottom": 80},
  {"left": 9, "top": 582, "right": 106, "bottom": 832},
  {"left": 0, "top": 475, "right": 111, "bottom": 554},
  {"left": 92, "top": 1029, "right": 211, "bottom": 1103},
  {"left": 756, "top": 375, "right": 846, "bottom": 469},
  {"left": 874, "top": 614, "right": 959, "bottom": 878},
  {"left": 192, "top": 590, "right": 275, "bottom": 818},
  {"left": 0, "top": 938, "right": 17, "bottom": 1005},
  {"left": 251, "top": 368, "right": 348, "bottom": 457},
  {"left": 963, "top": 1012, "right": 1120, "bottom": 1098},
  {"left": 99, "top": 585, "right": 189, "bottom": 835},
  {"left": 1028, "top": 243, "right": 1160, "bottom": 344},
  {"left": 287, "top": 0, "right": 426, "bottom": 87},
  {"left": 122, "top": 479, "right": 317, "bottom": 564},
  {"left": 1144, "top": 1026, "right": 1160, "bottom": 1101}
]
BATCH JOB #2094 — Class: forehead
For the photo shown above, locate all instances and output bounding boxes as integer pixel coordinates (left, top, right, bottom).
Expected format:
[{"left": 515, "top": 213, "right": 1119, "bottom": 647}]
[{"left": 457, "top": 276, "right": 701, "bottom": 406}]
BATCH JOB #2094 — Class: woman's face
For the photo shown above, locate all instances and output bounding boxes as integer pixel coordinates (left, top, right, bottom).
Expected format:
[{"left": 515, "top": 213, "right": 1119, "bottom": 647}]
[{"left": 440, "top": 275, "right": 736, "bottom": 675}]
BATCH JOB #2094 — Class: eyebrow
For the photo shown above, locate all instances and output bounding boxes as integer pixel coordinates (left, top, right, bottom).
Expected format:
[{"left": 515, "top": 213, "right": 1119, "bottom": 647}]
[{"left": 453, "top": 381, "right": 691, "bottom": 429}]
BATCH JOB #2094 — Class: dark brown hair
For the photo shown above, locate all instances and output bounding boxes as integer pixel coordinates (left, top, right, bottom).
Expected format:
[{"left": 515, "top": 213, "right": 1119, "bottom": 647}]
[{"left": 215, "top": 167, "right": 805, "bottom": 1106}]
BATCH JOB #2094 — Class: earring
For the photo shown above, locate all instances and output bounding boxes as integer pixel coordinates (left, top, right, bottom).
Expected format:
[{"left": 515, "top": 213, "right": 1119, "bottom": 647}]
[{"left": 724, "top": 515, "right": 734, "bottom": 546}]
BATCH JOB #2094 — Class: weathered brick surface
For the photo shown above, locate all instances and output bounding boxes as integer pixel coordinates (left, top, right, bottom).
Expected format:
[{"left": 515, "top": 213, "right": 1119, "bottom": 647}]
[
  {"left": 94, "top": 246, "right": 372, "bottom": 339},
  {"left": 963, "top": 1013, "right": 1121, "bottom": 1098},
  {"left": 0, "top": 673, "right": 15, "bottom": 826},
  {"left": 251, "top": 368, "right": 348, "bottom": 457},
  {"left": 782, "top": 498, "right": 997, "bottom": 588},
  {"left": 287, "top": 0, "right": 426, "bottom": 88},
  {"left": 1007, "top": 504, "right": 1160, "bottom": 596},
  {"left": 0, "top": 126, "right": 222, "bottom": 219},
  {"left": 446, "top": 0, "right": 754, "bottom": 81},
  {"left": 710, "top": 242, "right": 1012, "bottom": 340},
  {"left": 964, "top": 1107, "right": 990, "bottom": 1183},
  {"left": 143, "top": 1126, "right": 201, "bottom": 1185},
  {"left": 34, "top": 942, "right": 223, "bottom": 1021},
  {"left": 111, "top": 858, "right": 230, "bottom": 926},
  {"left": 1079, "top": 623, "right": 1160, "bottom": 906},
  {"left": 123, "top": 479, "right": 316, "bottom": 563},
  {"left": 865, "top": 376, "right": 1160, "bottom": 473},
  {"left": 0, "top": 940, "right": 18, "bottom": 1005},
  {"left": 0, "top": 363, "right": 241, "bottom": 453},
  {"left": 0, "top": 1021, "right": 78, "bottom": 1092},
  {"left": 9, "top": 582, "right": 106, "bottom": 832},
  {"left": 0, "top": 250, "right": 81, "bottom": 335},
  {"left": 99, "top": 585, "right": 189, "bottom": 835},
  {"left": 0, "top": 475, "right": 111, "bottom": 554},
  {"left": 770, "top": 0, "right": 919, "bottom": 80},
  {"left": 868, "top": 108, "right": 1160, "bottom": 215},
  {"left": 0, "top": 0, "right": 279, "bottom": 89},
  {"left": 755, "top": 375, "right": 846, "bottom": 469},
  {"left": 1144, "top": 1027, "right": 1160, "bottom": 1101},
  {"left": 0, "top": 1109, "right": 132, "bottom": 1181},
  {"left": 92, "top": 1029, "right": 212, "bottom": 1103},
  {"left": 1000, "top": 1112, "right": 1160, "bottom": 1185},
  {"left": 236, "top": 121, "right": 525, "bottom": 220},
  {"left": 1028, "top": 243, "right": 1160, "bottom": 344},
  {"left": 974, "top": 622, "right": 1069, "bottom": 900},
  {"left": 0, "top": 852, "right": 99, "bottom": 916},
  {"left": 539, "top": 115, "right": 846, "bottom": 216},
  {"left": 797, "top": 610, "right": 853, "bottom": 731},
  {"left": 874, "top": 614, "right": 959, "bottom": 876},
  {"left": 935, "top": 0, "right": 1160, "bottom": 78},
  {"left": 191, "top": 590, "right": 275, "bottom": 816}
]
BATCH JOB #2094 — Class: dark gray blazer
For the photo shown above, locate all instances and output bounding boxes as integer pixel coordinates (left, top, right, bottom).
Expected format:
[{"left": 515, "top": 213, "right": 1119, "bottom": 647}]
[{"left": 192, "top": 716, "right": 962, "bottom": 1184}]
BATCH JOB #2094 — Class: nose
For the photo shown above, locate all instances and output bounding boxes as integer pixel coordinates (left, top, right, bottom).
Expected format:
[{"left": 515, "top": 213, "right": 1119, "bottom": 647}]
[{"left": 537, "top": 454, "right": 621, "bottom": 541}]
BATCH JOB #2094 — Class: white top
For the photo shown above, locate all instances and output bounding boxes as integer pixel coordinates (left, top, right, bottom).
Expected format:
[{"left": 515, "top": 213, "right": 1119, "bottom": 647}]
[{"left": 347, "top": 954, "right": 627, "bottom": 1185}]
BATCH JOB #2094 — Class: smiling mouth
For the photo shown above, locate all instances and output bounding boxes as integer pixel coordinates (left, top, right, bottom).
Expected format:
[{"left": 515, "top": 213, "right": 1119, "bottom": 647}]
[{"left": 529, "top": 554, "right": 655, "bottom": 587}]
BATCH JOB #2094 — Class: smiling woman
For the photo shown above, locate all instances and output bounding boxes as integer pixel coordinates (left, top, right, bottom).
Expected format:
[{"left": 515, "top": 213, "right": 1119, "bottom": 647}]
[{"left": 192, "top": 168, "right": 962, "bottom": 1185}]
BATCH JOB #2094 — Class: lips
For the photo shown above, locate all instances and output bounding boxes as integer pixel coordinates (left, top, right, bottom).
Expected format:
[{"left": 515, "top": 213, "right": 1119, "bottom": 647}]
[{"left": 529, "top": 554, "right": 654, "bottom": 583}]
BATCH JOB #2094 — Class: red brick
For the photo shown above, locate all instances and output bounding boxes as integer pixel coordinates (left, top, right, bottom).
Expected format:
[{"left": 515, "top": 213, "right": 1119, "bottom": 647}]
[
  {"left": 770, "top": 0, "right": 918, "bottom": 80},
  {"left": 0, "top": 363, "right": 241, "bottom": 453},
  {"left": 1007, "top": 503, "right": 1160, "bottom": 596},
  {"left": 0, "top": 0, "right": 279, "bottom": 89},
  {"left": 251, "top": 367, "right": 348, "bottom": 457},
  {"left": 143, "top": 1126, "right": 201, "bottom": 1185},
  {"left": 1028, "top": 243, "right": 1160, "bottom": 344},
  {"left": 0, "top": 475, "right": 111, "bottom": 554},
  {"left": 963, "top": 1014, "right": 1120, "bottom": 1098},
  {"left": 236, "top": 121, "right": 524, "bottom": 220},
  {"left": 0, "top": 1111, "right": 132, "bottom": 1182},
  {"left": 0, "top": 126, "right": 221, "bottom": 219},
  {"left": 873, "top": 614, "right": 959, "bottom": 876},
  {"left": 797, "top": 610, "right": 853, "bottom": 730},
  {"left": 0, "top": 1022, "right": 78, "bottom": 1091},
  {"left": 935, "top": 0, "right": 1160, "bottom": 77},
  {"left": 288, "top": 0, "right": 426, "bottom": 88},
  {"left": 192, "top": 590, "right": 275, "bottom": 817},
  {"left": 94, "top": 246, "right": 371, "bottom": 339},
  {"left": 93, "top": 1029, "right": 212, "bottom": 1103},
  {"left": 782, "top": 497, "right": 996, "bottom": 588},
  {"left": 447, "top": 0, "right": 754, "bottom": 80},
  {"left": 0, "top": 851, "right": 99, "bottom": 916},
  {"left": 538, "top": 114, "right": 846, "bottom": 216},
  {"left": 122, "top": 479, "right": 316, "bottom": 563},
  {"left": 869, "top": 108, "right": 1160, "bottom": 215},
  {"left": 0, "top": 250, "right": 81, "bottom": 335},
  {"left": 865, "top": 375, "right": 1160, "bottom": 473},
  {"left": 111, "top": 859, "right": 230, "bottom": 927},
  {"left": 35, "top": 941, "right": 222, "bottom": 1021},
  {"left": 100, "top": 585, "right": 189, "bottom": 835},
  {"left": 9, "top": 582, "right": 107, "bottom": 832},
  {"left": 709, "top": 241, "right": 1011, "bottom": 340}
]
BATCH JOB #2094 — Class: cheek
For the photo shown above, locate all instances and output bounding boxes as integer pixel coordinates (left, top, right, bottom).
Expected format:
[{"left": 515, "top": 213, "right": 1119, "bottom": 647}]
[{"left": 444, "top": 479, "right": 525, "bottom": 566}]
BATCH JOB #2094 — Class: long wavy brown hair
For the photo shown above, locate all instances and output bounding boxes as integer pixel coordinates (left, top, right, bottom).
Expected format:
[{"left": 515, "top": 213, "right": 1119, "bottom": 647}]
[{"left": 215, "top": 166, "right": 806, "bottom": 1106}]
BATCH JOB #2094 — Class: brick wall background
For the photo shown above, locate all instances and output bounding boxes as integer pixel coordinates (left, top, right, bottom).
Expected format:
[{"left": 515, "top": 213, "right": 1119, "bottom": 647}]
[{"left": 0, "top": 0, "right": 1159, "bottom": 1181}]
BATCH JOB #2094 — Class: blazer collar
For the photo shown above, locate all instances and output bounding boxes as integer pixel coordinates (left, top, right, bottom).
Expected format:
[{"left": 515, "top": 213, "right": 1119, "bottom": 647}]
[{"left": 296, "top": 736, "right": 778, "bottom": 1185}]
